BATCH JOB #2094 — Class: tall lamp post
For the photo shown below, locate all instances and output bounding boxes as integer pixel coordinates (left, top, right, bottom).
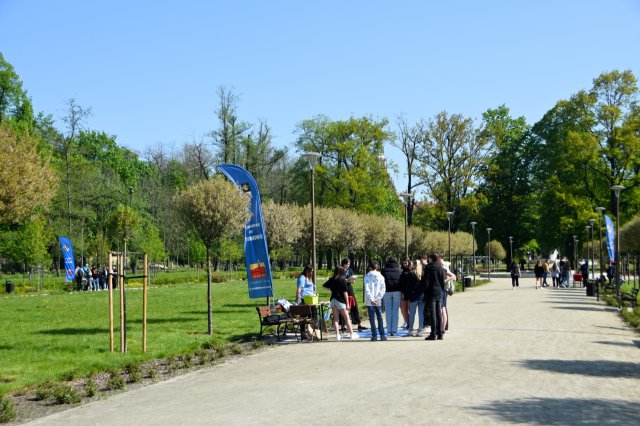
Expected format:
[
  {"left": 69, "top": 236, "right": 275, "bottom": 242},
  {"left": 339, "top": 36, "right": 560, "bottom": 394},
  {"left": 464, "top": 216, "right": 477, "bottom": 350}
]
[
  {"left": 573, "top": 234, "right": 578, "bottom": 270},
  {"left": 588, "top": 218, "right": 596, "bottom": 283},
  {"left": 446, "top": 211, "right": 454, "bottom": 262},
  {"left": 611, "top": 185, "right": 625, "bottom": 307},
  {"left": 595, "top": 207, "right": 605, "bottom": 301},
  {"left": 470, "top": 222, "right": 477, "bottom": 285},
  {"left": 486, "top": 228, "right": 492, "bottom": 280},
  {"left": 399, "top": 192, "right": 413, "bottom": 258},
  {"left": 585, "top": 226, "right": 591, "bottom": 280},
  {"left": 303, "top": 152, "right": 322, "bottom": 290},
  {"left": 509, "top": 236, "right": 514, "bottom": 267}
]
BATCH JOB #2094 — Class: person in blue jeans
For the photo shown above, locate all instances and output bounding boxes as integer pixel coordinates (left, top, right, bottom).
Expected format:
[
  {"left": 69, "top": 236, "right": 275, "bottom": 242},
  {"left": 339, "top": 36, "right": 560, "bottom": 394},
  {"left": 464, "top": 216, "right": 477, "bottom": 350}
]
[
  {"left": 381, "top": 257, "right": 402, "bottom": 336},
  {"left": 364, "top": 260, "right": 386, "bottom": 341},
  {"left": 401, "top": 258, "right": 425, "bottom": 337}
]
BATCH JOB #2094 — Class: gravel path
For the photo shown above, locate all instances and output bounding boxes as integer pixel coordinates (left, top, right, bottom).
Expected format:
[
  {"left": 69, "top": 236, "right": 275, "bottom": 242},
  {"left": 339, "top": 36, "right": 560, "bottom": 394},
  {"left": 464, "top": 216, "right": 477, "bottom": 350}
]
[{"left": 28, "top": 277, "right": 640, "bottom": 425}]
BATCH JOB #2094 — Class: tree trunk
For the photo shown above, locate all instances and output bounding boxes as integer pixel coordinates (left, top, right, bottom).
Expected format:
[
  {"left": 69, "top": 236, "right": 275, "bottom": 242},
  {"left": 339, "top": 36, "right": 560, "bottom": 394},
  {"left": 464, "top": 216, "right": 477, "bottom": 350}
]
[{"left": 206, "top": 246, "right": 213, "bottom": 336}]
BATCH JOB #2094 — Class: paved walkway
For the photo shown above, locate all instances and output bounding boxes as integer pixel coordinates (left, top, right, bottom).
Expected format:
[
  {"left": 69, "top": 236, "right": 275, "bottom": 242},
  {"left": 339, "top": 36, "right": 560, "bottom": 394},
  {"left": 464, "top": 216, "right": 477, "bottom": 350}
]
[{"left": 29, "top": 278, "right": 640, "bottom": 425}]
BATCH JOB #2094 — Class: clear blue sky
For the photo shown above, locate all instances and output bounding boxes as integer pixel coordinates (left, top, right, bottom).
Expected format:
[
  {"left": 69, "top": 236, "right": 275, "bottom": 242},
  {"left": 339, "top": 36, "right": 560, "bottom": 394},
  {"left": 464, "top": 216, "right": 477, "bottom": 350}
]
[{"left": 2, "top": 0, "right": 639, "bottom": 194}]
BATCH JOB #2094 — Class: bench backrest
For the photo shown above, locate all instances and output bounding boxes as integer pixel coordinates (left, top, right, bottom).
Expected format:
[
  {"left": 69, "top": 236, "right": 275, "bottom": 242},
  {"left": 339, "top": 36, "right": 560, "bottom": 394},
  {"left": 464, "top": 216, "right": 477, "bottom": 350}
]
[
  {"left": 257, "top": 305, "right": 284, "bottom": 317},
  {"left": 289, "top": 304, "right": 313, "bottom": 318}
]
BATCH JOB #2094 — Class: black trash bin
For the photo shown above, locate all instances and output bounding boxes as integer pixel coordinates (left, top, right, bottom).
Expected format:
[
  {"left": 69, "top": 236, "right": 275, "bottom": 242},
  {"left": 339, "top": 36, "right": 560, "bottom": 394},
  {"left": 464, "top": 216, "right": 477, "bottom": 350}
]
[
  {"left": 585, "top": 279, "right": 594, "bottom": 297},
  {"left": 5, "top": 280, "right": 14, "bottom": 294},
  {"left": 464, "top": 277, "right": 472, "bottom": 288}
]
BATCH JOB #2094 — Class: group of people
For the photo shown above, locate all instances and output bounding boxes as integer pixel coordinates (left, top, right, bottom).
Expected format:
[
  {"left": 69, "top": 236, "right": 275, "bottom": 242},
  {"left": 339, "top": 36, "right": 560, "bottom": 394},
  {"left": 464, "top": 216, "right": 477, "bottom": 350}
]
[
  {"left": 297, "top": 254, "right": 456, "bottom": 342},
  {"left": 73, "top": 264, "right": 112, "bottom": 292},
  {"left": 509, "top": 257, "right": 574, "bottom": 290}
]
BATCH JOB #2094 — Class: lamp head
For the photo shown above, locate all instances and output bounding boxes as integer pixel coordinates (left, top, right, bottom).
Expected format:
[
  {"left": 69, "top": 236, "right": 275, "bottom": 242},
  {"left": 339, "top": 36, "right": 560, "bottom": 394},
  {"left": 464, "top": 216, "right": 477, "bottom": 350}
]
[
  {"left": 595, "top": 207, "right": 605, "bottom": 214},
  {"left": 470, "top": 221, "right": 477, "bottom": 228},
  {"left": 446, "top": 211, "right": 454, "bottom": 220},
  {"left": 399, "top": 192, "right": 413, "bottom": 203},
  {"left": 588, "top": 218, "right": 596, "bottom": 226},
  {"left": 302, "top": 152, "right": 322, "bottom": 170},
  {"left": 610, "top": 185, "right": 625, "bottom": 197}
]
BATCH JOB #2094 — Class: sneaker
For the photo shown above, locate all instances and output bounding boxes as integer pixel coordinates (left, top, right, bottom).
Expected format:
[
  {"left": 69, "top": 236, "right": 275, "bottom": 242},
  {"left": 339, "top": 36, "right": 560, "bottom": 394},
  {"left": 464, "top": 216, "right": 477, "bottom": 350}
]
[
  {"left": 404, "top": 332, "right": 414, "bottom": 337},
  {"left": 336, "top": 334, "right": 342, "bottom": 341},
  {"left": 358, "top": 325, "right": 368, "bottom": 331},
  {"left": 349, "top": 333, "right": 359, "bottom": 339},
  {"left": 380, "top": 336, "right": 387, "bottom": 341},
  {"left": 370, "top": 337, "right": 377, "bottom": 341},
  {"left": 401, "top": 322, "right": 408, "bottom": 329},
  {"left": 416, "top": 332, "right": 423, "bottom": 337},
  {"left": 425, "top": 335, "right": 436, "bottom": 340},
  {"left": 437, "top": 335, "right": 444, "bottom": 340}
]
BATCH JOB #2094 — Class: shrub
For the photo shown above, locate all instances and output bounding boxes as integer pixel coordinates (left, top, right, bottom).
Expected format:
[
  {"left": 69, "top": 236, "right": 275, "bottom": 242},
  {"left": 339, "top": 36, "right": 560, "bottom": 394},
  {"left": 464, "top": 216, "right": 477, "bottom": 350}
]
[
  {"left": 53, "top": 384, "right": 80, "bottom": 405},
  {"left": 107, "top": 371, "right": 125, "bottom": 391},
  {"left": 124, "top": 361, "right": 142, "bottom": 383},
  {"left": 34, "top": 381, "right": 54, "bottom": 401},
  {"left": 0, "top": 395, "right": 16, "bottom": 423},
  {"left": 85, "top": 378, "right": 96, "bottom": 397},
  {"left": 228, "top": 344, "right": 243, "bottom": 355}
]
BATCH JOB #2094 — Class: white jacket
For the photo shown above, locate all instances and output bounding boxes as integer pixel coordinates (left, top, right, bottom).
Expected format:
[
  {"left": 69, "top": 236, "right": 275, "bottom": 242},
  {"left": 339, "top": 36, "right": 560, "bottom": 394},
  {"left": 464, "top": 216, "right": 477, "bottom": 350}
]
[{"left": 364, "top": 271, "right": 386, "bottom": 306}]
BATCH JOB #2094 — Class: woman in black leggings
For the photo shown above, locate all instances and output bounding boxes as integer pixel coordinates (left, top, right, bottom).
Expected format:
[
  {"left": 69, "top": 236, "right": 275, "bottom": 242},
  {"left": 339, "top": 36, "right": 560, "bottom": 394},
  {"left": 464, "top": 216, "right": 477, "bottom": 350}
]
[{"left": 510, "top": 260, "right": 520, "bottom": 290}]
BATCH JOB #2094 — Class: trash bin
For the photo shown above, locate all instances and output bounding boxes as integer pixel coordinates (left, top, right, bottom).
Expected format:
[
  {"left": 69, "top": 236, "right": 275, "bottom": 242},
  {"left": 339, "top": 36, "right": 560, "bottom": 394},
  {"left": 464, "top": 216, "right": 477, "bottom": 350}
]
[
  {"left": 585, "top": 279, "right": 594, "bottom": 297},
  {"left": 464, "top": 277, "right": 472, "bottom": 288},
  {"left": 5, "top": 280, "right": 14, "bottom": 294}
]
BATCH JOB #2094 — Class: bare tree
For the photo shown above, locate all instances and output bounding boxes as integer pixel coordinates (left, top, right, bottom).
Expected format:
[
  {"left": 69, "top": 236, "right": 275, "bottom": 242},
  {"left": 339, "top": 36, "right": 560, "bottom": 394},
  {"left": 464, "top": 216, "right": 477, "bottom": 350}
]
[
  {"left": 211, "top": 87, "right": 251, "bottom": 164},
  {"left": 183, "top": 138, "right": 215, "bottom": 180}
]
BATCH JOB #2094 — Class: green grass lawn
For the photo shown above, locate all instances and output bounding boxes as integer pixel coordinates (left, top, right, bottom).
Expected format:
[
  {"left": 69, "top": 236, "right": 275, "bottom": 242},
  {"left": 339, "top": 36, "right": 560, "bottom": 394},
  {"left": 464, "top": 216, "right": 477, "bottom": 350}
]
[{"left": 0, "top": 275, "right": 340, "bottom": 395}]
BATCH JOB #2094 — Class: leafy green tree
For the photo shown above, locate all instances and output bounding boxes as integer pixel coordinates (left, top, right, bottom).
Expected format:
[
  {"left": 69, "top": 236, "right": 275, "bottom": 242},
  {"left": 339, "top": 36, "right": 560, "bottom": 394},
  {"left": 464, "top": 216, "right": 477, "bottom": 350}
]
[
  {"left": 174, "top": 176, "right": 250, "bottom": 335},
  {"left": 477, "top": 106, "right": 537, "bottom": 252},
  {"left": 293, "top": 115, "right": 400, "bottom": 215},
  {"left": 416, "top": 111, "right": 492, "bottom": 230},
  {"left": 0, "top": 124, "right": 57, "bottom": 224},
  {"left": 620, "top": 215, "right": 640, "bottom": 253},
  {"left": 262, "top": 201, "right": 302, "bottom": 269},
  {"left": 0, "top": 52, "right": 25, "bottom": 124},
  {"left": 485, "top": 240, "right": 507, "bottom": 261}
]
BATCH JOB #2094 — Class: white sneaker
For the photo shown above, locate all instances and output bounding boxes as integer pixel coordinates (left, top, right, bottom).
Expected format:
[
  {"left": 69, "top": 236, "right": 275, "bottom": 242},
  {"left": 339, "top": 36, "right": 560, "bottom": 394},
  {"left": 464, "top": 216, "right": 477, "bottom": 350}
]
[
  {"left": 349, "top": 333, "right": 359, "bottom": 339},
  {"left": 336, "top": 334, "right": 342, "bottom": 340}
]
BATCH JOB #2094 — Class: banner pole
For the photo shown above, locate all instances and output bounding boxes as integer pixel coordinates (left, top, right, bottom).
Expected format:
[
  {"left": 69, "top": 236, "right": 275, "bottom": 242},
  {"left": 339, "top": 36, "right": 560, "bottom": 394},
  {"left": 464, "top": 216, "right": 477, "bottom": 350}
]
[
  {"left": 108, "top": 252, "right": 114, "bottom": 352},
  {"left": 119, "top": 253, "right": 125, "bottom": 353},
  {"left": 143, "top": 253, "right": 148, "bottom": 353}
]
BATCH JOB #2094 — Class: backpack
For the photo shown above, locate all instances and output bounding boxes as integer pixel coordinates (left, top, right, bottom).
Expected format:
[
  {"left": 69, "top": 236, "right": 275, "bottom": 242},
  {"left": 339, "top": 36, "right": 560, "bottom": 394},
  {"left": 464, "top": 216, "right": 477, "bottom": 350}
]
[{"left": 76, "top": 268, "right": 84, "bottom": 279}]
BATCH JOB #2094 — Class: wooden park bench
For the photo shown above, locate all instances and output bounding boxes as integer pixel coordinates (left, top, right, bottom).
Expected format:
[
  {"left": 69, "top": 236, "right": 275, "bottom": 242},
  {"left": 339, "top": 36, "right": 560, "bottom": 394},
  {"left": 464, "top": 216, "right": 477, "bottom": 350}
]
[
  {"left": 256, "top": 305, "right": 294, "bottom": 341},
  {"left": 621, "top": 287, "right": 639, "bottom": 309}
]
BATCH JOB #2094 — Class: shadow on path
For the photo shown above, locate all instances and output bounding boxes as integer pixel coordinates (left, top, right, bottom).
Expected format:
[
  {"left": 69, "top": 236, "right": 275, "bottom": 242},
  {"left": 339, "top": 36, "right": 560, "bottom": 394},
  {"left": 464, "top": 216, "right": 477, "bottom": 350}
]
[
  {"left": 469, "top": 397, "right": 640, "bottom": 425},
  {"left": 592, "top": 340, "right": 640, "bottom": 349},
  {"left": 554, "top": 306, "right": 618, "bottom": 312},
  {"left": 517, "top": 359, "right": 640, "bottom": 378}
]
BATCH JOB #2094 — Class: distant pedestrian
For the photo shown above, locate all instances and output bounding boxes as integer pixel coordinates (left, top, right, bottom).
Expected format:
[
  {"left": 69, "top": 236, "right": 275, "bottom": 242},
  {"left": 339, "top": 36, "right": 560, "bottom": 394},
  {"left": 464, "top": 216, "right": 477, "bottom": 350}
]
[
  {"left": 534, "top": 260, "right": 544, "bottom": 290},
  {"left": 74, "top": 266, "right": 83, "bottom": 291},
  {"left": 550, "top": 260, "right": 560, "bottom": 287},
  {"left": 560, "top": 257, "right": 571, "bottom": 288},
  {"left": 543, "top": 259, "right": 550, "bottom": 287},
  {"left": 401, "top": 258, "right": 425, "bottom": 337},
  {"left": 381, "top": 257, "right": 402, "bottom": 336},
  {"left": 422, "top": 253, "right": 446, "bottom": 341},
  {"left": 341, "top": 258, "right": 367, "bottom": 332},
  {"left": 323, "top": 266, "right": 358, "bottom": 340},
  {"left": 438, "top": 255, "right": 456, "bottom": 334},
  {"left": 364, "top": 260, "right": 386, "bottom": 341},
  {"left": 510, "top": 260, "right": 520, "bottom": 290}
]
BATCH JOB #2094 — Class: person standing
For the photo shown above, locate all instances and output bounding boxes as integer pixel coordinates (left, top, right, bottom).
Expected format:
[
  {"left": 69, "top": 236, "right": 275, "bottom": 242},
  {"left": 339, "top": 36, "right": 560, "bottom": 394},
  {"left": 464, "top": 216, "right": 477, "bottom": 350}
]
[
  {"left": 341, "top": 258, "right": 367, "bottom": 332},
  {"left": 510, "top": 260, "right": 520, "bottom": 290},
  {"left": 534, "top": 260, "right": 544, "bottom": 289},
  {"left": 543, "top": 259, "right": 550, "bottom": 287},
  {"left": 580, "top": 260, "right": 589, "bottom": 285},
  {"left": 74, "top": 266, "right": 84, "bottom": 292},
  {"left": 364, "top": 260, "right": 386, "bottom": 341},
  {"left": 295, "top": 265, "right": 315, "bottom": 304},
  {"left": 323, "top": 267, "right": 358, "bottom": 340},
  {"left": 560, "top": 257, "right": 571, "bottom": 288},
  {"left": 402, "top": 258, "right": 425, "bottom": 337},
  {"left": 423, "top": 254, "right": 446, "bottom": 341},
  {"left": 439, "top": 255, "right": 456, "bottom": 334},
  {"left": 381, "top": 257, "right": 402, "bottom": 336},
  {"left": 550, "top": 260, "right": 560, "bottom": 287}
]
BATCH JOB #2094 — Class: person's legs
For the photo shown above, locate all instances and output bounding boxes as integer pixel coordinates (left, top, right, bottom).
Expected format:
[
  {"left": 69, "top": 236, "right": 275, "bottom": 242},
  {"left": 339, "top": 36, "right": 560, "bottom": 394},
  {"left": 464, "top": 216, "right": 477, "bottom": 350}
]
[
  {"left": 417, "top": 295, "right": 425, "bottom": 336},
  {"left": 390, "top": 292, "right": 401, "bottom": 334},
  {"left": 435, "top": 298, "right": 443, "bottom": 338},
  {"left": 383, "top": 293, "right": 392, "bottom": 335},
  {"left": 427, "top": 297, "right": 437, "bottom": 338},
  {"left": 400, "top": 296, "right": 410, "bottom": 328},
  {"left": 331, "top": 307, "right": 341, "bottom": 339},
  {"left": 350, "top": 299, "right": 362, "bottom": 327},
  {"left": 340, "top": 308, "right": 354, "bottom": 335},
  {"left": 543, "top": 272, "right": 548, "bottom": 286},
  {"left": 374, "top": 306, "right": 385, "bottom": 339},
  {"left": 441, "top": 292, "right": 448, "bottom": 332},
  {"left": 367, "top": 306, "right": 377, "bottom": 340},
  {"left": 408, "top": 300, "right": 418, "bottom": 333}
]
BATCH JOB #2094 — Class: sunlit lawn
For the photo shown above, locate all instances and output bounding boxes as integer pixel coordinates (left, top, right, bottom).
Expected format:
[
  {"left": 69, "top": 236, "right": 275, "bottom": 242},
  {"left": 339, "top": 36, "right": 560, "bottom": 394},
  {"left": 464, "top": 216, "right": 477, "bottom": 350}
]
[{"left": 0, "top": 276, "right": 339, "bottom": 395}]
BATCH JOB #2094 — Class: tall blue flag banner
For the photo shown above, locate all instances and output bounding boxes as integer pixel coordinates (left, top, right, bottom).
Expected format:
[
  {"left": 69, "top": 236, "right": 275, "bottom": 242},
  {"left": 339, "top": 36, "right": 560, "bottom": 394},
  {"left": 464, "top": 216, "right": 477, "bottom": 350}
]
[
  {"left": 59, "top": 237, "right": 76, "bottom": 282},
  {"left": 217, "top": 165, "right": 274, "bottom": 299},
  {"left": 604, "top": 214, "right": 615, "bottom": 263}
]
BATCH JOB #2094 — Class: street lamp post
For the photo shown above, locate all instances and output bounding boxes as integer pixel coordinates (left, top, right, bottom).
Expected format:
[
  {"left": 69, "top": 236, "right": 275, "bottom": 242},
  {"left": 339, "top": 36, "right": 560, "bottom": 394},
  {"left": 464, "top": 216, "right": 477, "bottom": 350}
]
[
  {"left": 588, "top": 218, "right": 596, "bottom": 283},
  {"left": 446, "top": 211, "right": 454, "bottom": 263},
  {"left": 596, "top": 207, "right": 605, "bottom": 301},
  {"left": 399, "top": 193, "right": 413, "bottom": 258},
  {"left": 486, "top": 228, "right": 492, "bottom": 280},
  {"left": 573, "top": 234, "right": 578, "bottom": 271},
  {"left": 302, "top": 152, "right": 322, "bottom": 291},
  {"left": 470, "top": 222, "right": 477, "bottom": 286},
  {"left": 611, "top": 185, "right": 625, "bottom": 307},
  {"left": 585, "top": 226, "right": 591, "bottom": 280}
]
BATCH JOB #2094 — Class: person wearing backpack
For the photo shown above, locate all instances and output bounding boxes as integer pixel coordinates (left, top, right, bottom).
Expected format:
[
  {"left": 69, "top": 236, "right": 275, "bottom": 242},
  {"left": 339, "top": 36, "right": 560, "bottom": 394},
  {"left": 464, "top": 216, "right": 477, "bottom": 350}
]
[
  {"left": 74, "top": 266, "right": 84, "bottom": 291},
  {"left": 510, "top": 260, "right": 520, "bottom": 290}
]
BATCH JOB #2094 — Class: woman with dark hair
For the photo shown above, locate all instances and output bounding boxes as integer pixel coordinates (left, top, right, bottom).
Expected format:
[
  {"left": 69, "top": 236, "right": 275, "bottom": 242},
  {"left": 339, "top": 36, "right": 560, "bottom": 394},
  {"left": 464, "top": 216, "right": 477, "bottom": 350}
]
[
  {"left": 381, "top": 257, "right": 402, "bottom": 336},
  {"left": 534, "top": 260, "right": 544, "bottom": 290},
  {"left": 401, "top": 258, "right": 425, "bottom": 337},
  {"left": 323, "top": 266, "right": 359, "bottom": 340},
  {"left": 510, "top": 260, "right": 520, "bottom": 290},
  {"left": 295, "top": 265, "right": 315, "bottom": 304}
]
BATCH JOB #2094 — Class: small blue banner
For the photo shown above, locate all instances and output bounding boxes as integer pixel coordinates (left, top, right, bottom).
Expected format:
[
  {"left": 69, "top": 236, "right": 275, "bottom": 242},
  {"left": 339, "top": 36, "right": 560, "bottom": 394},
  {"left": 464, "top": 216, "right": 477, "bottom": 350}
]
[
  {"left": 604, "top": 214, "right": 615, "bottom": 263},
  {"left": 59, "top": 236, "right": 76, "bottom": 281},
  {"left": 217, "top": 165, "right": 274, "bottom": 299}
]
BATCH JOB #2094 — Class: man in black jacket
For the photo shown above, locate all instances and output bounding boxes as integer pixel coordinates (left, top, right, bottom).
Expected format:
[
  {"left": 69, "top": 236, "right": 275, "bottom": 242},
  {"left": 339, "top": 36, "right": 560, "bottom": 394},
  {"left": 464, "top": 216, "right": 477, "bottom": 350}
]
[
  {"left": 381, "top": 257, "right": 402, "bottom": 336},
  {"left": 422, "top": 253, "right": 446, "bottom": 340}
]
